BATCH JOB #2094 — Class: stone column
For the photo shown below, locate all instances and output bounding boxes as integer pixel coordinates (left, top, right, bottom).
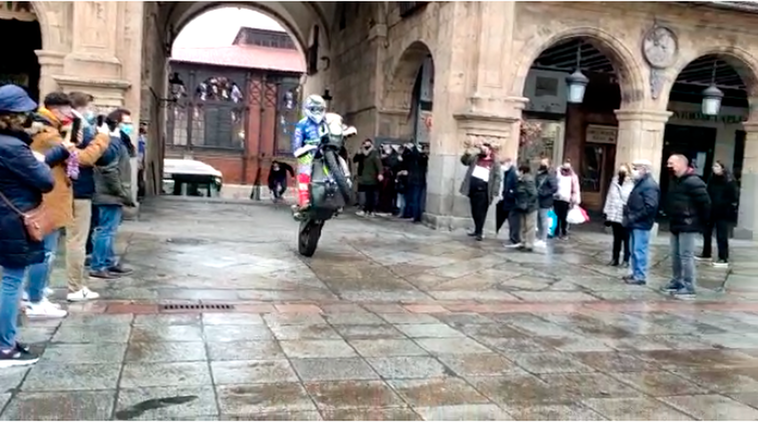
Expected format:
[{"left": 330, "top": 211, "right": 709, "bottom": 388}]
[
  {"left": 614, "top": 109, "right": 672, "bottom": 181},
  {"left": 735, "top": 122, "right": 758, "bottom": 240},
  {"left": 34, "top": 50, "right": 66, "bottom": 99}
]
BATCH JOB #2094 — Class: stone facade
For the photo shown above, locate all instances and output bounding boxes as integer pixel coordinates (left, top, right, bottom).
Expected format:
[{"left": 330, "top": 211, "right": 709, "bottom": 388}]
[{"left": 24, "top": 1, "right": 758, "bottom": 238}]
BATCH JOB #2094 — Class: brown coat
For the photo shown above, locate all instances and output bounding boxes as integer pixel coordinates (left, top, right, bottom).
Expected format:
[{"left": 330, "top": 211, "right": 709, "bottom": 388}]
[{"left": 30, "top": 122, "right": 110, "bottom": 230}]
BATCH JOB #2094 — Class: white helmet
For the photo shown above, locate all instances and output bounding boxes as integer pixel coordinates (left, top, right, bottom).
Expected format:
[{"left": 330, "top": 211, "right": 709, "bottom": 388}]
[{"left": 304, "top": 94, "right": 326, "bottom": 124}]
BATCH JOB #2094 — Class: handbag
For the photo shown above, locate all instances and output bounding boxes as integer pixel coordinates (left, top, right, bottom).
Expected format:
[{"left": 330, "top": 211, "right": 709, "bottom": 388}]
[{"left": 0, "top": 190, "right": 55, "bottom": 242}]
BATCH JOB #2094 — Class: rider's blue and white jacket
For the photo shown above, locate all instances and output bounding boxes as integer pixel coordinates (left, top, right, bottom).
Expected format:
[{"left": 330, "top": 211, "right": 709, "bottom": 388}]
[{"left": 291, "top": 117, "right": 322, "bottom": 157}]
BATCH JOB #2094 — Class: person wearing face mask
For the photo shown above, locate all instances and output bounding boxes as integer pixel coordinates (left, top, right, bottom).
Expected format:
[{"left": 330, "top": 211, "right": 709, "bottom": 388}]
[
  {"left": 554, "top": 162, "right": 581, "bottom": 240},
  {"left": 23, "top": 91, "right": 85, "bottom": 319},
  {"left": 621, "top": 160, "right": 660, "bottom": 285},
  {"left": 460, "top": 140, "right": 502, "bottom": 241},
  {"left": 63, "top": 92, "right": 113, "bottom": 302},
  {"left": 90, "top": 108, "right": 136, "bottom": 280},
  {"left": 662, "top": 154, "right": 710, "bottom": 299},
  {"left": 353, "top": 138, "right": 383, "bottom": 217},
  {"left": 602, "top": 164, "right": 635, "bottom": 267},
  {"left": 378, "top": 144, "right": 399, "bottom": 215},
  {"left": 697, "top": 161, "right": 737, "bottom": 268},
  {"left": 0, "top": 85, "right": 58, "bottom": 366},
  {"left": 534, "top": 157, "right": 558, "bottom": 248}
]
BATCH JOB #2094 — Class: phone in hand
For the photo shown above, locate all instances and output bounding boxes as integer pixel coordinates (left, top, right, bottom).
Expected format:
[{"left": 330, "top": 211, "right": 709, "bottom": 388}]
[{"left": 70, "top": 117, "right": 82, "bottom": 144}]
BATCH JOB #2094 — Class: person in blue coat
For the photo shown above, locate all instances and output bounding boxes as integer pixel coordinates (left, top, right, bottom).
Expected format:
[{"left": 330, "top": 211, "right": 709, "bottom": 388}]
[
  {"left": 0, "top": 84, "right": 59, "bottom": 367},
  {"left": 621, "top": 159, "right": 661, "bottom": 286}
]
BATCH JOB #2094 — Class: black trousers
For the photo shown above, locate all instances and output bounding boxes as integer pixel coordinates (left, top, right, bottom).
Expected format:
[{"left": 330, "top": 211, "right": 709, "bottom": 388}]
[
  {"left": 507, "top": 209, "right": 521, "bottom": 244},
  {"left": 610, "top": 222, "right": 630, "bottom": 263},
  {"left": 469, "top": 190, "right": 490, "bottom": 235},
  {"left": 554, "top": 200, "right": 571, "bottom": 237},
  {"left": 703, "top": 219, "right": 730, "bottom": 260},
  {"left": 360, "top": 184, "right": 378, "bottom": 214}
]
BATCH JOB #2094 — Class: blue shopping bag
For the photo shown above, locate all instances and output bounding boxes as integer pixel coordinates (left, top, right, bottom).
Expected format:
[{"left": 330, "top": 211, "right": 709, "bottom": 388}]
[{"left": 547, "top": 208, "right": 557, "bottom": 238}]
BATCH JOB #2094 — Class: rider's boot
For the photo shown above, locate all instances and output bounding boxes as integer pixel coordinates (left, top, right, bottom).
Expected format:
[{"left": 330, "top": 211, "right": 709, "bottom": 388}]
[{"left": 293, "top": 173, "right": 312, "bottom": 220}]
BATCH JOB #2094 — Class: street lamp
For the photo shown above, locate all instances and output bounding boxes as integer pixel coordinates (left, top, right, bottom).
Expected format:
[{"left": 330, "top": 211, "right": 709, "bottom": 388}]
[
  {"left": 701, "top": 60, "right": 723, "bottom": 116},
  {"left": 169, "top": 72, "right": 186, "bottom": 101},
  {"left": 566, "top": 40, "right": 589, "bottom": 104}
]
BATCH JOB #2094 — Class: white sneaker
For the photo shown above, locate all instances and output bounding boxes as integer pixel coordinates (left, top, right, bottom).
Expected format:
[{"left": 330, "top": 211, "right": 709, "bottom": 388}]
[
  {"left": 26, "top": 300, "right": 67, "bottom": 319},
  {"left": 67, "top": 287, "right": 100, "bottom": 302},
  {"left": 534, "top": 240, "right": 547, "bottom": 249},
  {"left": 355, "top": 210, "right": 366, "bottom": 217},
  {"left": 44, "top": 287, "right": 54, "bottom": 297},
  {"left": 504, "top": 243, "right": 523, "bottom": 249}
]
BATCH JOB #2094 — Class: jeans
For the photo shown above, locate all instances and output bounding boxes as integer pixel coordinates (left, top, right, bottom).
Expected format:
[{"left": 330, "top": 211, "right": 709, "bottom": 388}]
[
  {"left": 671, "top": 231, "right": 698, "bottom": 292},
  {"left": 397, "top": 193, "right": 406, "bottom": 217},
  {"left": 537, "top": 208, "right": 550, "bottom": 242},
  {"left": 469, "top": 190, "right": 489, "bottom": 236},
  {"left": 554, "top": 200, "right": 570, "bottom": 237},
  {"left": 702, "top": 219, "right": 730, "bottom": 261},
  {"left": 611, "top": 222, "right": 631, "bottom": 264},
  {"left": 404, "top": 184, "right": 424, "bottom": 222},
  {"left": 91, "top": 205, "right": 123, "bottom": 272},
  {"left": 26, "top": 230, "right": 61, "bottom": 303},
  {"left": 629, "top": 229, "right": 651, "bottom": 281},
  {"left": 0, "top": 266, "right": 25, "bottom": 349}
]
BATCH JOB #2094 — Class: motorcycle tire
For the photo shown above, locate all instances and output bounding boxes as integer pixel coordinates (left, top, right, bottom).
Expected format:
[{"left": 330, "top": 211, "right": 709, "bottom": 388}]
[
  {"left": 324, "top": 150, "right": 352, "bottom": 203},
  {"left": 298, "top": 219, "right": 323, "bottom": 257}
]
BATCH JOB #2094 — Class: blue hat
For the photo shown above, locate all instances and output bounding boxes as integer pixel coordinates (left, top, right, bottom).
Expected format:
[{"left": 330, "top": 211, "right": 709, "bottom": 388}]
[{"left": 0, "top": 84, "right": 37, "bottom": 113}]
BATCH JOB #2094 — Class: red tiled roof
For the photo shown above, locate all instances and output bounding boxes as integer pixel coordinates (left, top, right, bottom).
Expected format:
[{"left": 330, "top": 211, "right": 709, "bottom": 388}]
[{"left": 171, "top": 45, "right": 305, "bottom": 73}]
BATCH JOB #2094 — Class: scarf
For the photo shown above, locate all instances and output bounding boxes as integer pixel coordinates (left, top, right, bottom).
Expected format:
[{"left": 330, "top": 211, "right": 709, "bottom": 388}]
[{"left": 37, "top": 107, "right": 79, "bottom": 179}]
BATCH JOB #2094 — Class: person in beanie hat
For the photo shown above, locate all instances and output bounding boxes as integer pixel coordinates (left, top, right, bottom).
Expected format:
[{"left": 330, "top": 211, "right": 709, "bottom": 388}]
[{"left": 0, "top": 84, "right": 57, "bottom": 367}]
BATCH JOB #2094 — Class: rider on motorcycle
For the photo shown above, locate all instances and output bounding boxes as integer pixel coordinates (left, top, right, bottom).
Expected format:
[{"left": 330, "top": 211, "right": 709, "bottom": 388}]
[{"left": 292, "top": 94, "right": 327, "bottom": 211}]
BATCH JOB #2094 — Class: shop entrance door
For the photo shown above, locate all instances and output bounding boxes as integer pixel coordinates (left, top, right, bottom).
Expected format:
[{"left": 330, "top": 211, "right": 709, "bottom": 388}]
[{"left": 660, "top": 125, "right": 717, "bottom": 197}]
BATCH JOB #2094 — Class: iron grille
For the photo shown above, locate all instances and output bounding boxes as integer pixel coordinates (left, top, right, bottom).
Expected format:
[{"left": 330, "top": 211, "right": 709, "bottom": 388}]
[{"left": 159, "top": 304, "right": 235, "bottom": 311}]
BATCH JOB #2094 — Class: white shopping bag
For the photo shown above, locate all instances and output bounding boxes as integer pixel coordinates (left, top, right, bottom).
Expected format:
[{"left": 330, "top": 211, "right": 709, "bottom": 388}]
[{"left": 567, "top": 206, "right": 589, "bottom": 225}]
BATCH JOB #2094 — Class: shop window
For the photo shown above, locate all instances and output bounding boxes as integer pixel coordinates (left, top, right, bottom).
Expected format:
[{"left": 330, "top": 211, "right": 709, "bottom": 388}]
[
  {"left": 195, "top": 76, "right": 244, "bottom": 103},
  {"left": 580, "top": 144, "right": 605, "bottom": 193},
  {"left": 275, "top": 82, "right": 300, "bottom": 155}
]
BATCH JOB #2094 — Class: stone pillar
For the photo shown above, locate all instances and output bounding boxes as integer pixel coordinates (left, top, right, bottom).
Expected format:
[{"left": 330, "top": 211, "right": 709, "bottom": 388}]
[
  {"left": 65, "top": 2, "right": 121, "bottom": 77},
  {"left": 35, "top": 50, "right": 66, "bottom": 99},
  {"left": 614, "top": 109, "right": 672, "bottom": 181},
  {"left": 735, "top": 122, "right": 758, "bottom": 240}
]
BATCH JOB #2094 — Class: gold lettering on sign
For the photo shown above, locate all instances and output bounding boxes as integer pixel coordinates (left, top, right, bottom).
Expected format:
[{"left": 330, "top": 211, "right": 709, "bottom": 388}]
[{"left": 0, "top": 2, "right": 36, "bottom": 22}]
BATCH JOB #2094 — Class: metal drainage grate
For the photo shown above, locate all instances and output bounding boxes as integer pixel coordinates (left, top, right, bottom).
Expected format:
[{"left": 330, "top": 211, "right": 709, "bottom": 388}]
[{"left": 159, "top": 304, "right": 235, "bottom": 311}]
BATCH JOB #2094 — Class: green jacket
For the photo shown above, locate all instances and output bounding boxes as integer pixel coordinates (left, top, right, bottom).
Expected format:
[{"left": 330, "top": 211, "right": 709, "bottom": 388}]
[
  {"left": 93, "top": 137, "right": 133, "bottom": 206},
  {"left": 515, "top": 174, "right": 539, "bottom": 213},
  {"left": 356, "top": 148, "right": 383, "bottom": 186}
]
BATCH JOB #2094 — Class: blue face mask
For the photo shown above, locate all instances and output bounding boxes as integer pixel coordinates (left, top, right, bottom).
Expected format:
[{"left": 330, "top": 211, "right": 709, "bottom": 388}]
[
  {"left": 120, "top": 123, "right": 134, "bottom": 136},
  {"left": 84, "top": 111, "right": 96, "bottom": 125}
]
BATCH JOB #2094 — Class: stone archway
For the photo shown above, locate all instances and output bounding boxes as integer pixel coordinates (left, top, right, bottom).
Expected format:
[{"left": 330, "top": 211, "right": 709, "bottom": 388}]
[
  {"left": 511, "top": 26, "right": 647, "bottom": 109},
  {"left": 380, "top": 40, "right": 434, "bottom": 142}
]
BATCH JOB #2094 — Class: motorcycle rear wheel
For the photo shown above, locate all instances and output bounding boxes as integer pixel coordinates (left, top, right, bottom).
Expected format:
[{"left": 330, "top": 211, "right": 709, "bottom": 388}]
[{"left": 298, "top": 219, "right": 324, "bottom": 257}]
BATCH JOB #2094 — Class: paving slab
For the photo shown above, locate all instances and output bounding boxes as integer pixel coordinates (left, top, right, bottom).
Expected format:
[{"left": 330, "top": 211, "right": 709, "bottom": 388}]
[{"left": 0, "top": 391, "right": 115, "bottom": 420}]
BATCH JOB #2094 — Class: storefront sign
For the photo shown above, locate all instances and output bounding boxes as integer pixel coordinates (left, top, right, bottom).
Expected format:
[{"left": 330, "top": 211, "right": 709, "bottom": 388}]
[
  {"left": 586, "top": 125, "right": 617, "bottom": 145},
  {"left": 671, "top": 110, "right": 746, "bottom": 124},
  {"left": 0, "top": 2, "right": 36, "bottom": 21}
]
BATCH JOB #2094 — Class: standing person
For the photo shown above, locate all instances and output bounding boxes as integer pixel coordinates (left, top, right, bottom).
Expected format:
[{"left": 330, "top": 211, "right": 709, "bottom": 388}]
[
  {"left": 401, "top": 143, "right": 427, "bottom": 223},
  {"left": 603, "top": 163, "right": 634, "bottom": 267},
  {"left": 26, "top": 91, "right": 79, "bottom": 319},
  {"left": 459, "top": 141, "right": 502, "bottom": 241},
  {"left": 137, "top": 122, "right": 147, "bottom": 199},
  {"left": 554, "top": 162, "right": 581, "bottom": 240},
  {"left": 620, "top": 160, "right": 660, "bottom": 285},
  {"left": 663, "top": 154, "right": 711, "bottom": 299},
  {"left": 514, "top": 163, "right": 539, "bottom": 252},
  {"left": 501, "top": 158, "right": 522, "bottom": 247},
  {"left": 90, "top": 108, "right": 135, "bottom": 279},
  {"left": 378, "top": 144, "right": 398, "bottom": 215},
  {"left": 697, "top": 161, "right": 738, "bottom": 268},
  {"left": 353, "top": 138, "right": 383, "bottom": 217},
  {"left": 66, "top": 92, "right": 114, "bottom": 301},
  {"left": 267, "top": 160, "right": 294, "bottom": 202},
  {"left": 0, "top": 85, "right": 56, "bottom": 366},
  {"left": 393, "top": 145, "right": 408, "bottom": 217},
  {"left": 534, "top": 157, "right": 558, "bottom": 248}
]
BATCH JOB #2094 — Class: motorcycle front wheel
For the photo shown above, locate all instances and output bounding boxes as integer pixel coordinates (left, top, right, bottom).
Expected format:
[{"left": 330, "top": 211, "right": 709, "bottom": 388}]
[
  {"left": 298, "top": 219, "right": 324, "bottom": 257},
  {"left": 323, "top": 150, "right": 353, "bottom": 203}
]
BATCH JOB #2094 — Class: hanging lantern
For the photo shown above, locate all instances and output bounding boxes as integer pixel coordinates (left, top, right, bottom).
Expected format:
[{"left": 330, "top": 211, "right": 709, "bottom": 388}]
[
  {"left": 566, "top": 70, "right": 590, "bottom": 104},
  {"left": 701, "top": 85, "right": 723, "bottom": 116}
]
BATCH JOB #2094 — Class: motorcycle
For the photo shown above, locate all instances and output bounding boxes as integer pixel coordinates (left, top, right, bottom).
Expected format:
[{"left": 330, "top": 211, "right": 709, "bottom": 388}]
[{"left": 294, "top": 113, "right": 356, "bottom": 257}]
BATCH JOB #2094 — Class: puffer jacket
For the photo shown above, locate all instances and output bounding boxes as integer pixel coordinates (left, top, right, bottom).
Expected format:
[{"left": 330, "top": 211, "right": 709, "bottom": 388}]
[
  {"left": 93, "top": 131, "right": 133, "bottom": 206},
  {"left": 514, "top": 173, "right": 539, "bottom": 213},
  {"left": 0, "top": 131, "right": 55, "bottom": 268},
  {"left": 623, "top": 174, "right": 660, "bottom": 230},
  {"left": 707, "top": 173, "right": 738, "bottom": 223},
  {"left": 603, "top": 175, "right": 635, "bottom": 224},
  {"left": 665, "top": 173, "right": 711, "bottom": 233},
  {"left": 535, "top": 169, "right": 558, "bottom": 209}
]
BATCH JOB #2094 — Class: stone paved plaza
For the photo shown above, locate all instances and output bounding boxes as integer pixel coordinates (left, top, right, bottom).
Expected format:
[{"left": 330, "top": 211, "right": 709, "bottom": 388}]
[{"left": 4, "top": 198, "right": 758, "bottom": 420}]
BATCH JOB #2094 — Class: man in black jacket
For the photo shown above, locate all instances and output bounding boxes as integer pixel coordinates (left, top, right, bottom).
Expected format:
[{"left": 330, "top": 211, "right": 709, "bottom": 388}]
[
  {"left": 267, "top": 160, "right": 294, "bottom": 202},
  {"left": 663, "top": 154, "right": 711, "bottom": 299},
  {"left": 622, "top": 160, "right": 660, "bottom": 285},
  {"left": 501, "top": 158, "right": 521, "bottom": 247},
  {"left": 534, "top": 158, "right": 558, "bottom": 247}
]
